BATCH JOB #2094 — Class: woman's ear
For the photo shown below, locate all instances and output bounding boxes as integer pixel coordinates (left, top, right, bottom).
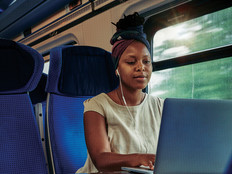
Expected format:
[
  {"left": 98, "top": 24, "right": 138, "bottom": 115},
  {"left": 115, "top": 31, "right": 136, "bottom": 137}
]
[{"left": 116, "top": 69, "right": 120, "bottom": 76}]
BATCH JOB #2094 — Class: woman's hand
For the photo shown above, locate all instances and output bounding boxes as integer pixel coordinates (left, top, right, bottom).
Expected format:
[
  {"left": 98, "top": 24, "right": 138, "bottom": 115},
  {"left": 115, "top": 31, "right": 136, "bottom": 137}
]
[{"left": 137, "top": 154, "right": 156, "bottom": 170}]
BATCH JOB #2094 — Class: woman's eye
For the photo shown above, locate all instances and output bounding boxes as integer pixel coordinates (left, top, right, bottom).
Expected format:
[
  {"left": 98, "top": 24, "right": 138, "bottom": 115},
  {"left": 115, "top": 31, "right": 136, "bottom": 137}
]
[
  {"left": 144, "top": 60, "right": 151, "bottom": 64},
  {"left": 127, "top": 62, "right": 135, "bottom": 65}
]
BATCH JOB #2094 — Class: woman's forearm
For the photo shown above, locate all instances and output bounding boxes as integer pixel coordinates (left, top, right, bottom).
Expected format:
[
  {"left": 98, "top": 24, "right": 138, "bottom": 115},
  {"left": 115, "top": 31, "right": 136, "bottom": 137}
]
[{"left": 94, "top": 152, "right": 155, "bottom": 172}]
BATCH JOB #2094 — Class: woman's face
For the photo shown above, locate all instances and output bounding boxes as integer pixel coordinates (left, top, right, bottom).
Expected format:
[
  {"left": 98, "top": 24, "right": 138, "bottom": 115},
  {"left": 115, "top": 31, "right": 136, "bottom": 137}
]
[{"left": 117, "top": 41, "right": 152, "bottom": 91}]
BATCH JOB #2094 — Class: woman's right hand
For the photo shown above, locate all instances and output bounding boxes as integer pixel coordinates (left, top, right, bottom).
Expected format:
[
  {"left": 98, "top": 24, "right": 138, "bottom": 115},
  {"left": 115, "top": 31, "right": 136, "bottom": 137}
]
[{"left": 136, "top": 153, "right": 156, "bottom": 170}]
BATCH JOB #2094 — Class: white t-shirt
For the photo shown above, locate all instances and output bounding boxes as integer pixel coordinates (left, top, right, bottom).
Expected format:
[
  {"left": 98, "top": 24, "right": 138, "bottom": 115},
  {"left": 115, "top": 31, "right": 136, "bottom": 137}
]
[{"left": 76, "top": 93, "right": 164, "bottom": 173}]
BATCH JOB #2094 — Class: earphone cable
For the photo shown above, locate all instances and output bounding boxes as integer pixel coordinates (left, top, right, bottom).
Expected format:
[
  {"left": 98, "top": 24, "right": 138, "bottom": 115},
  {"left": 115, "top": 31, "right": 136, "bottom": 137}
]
[{"left": 118, "top": 75, "right": 134, "bottom": 120}]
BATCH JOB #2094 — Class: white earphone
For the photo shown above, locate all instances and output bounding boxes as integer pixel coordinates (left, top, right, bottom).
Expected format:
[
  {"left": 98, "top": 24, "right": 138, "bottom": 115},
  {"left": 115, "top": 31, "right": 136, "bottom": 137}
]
[
  {"left": 116, "top": 68, "right": 133, "bottom": 119},
  {"left": 116, "top": 69, "right": 120, "bottom": 76}
]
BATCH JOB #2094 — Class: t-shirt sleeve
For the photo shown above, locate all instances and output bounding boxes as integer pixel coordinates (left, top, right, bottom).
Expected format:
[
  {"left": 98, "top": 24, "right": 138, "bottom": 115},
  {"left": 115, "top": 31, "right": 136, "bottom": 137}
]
[
  {"left": 150, "top": 95, "right": 164, "bottom": 118},
  {"left": 157, "top": 97, "right": 164, "bottom": 116},
  {"left": 83, "top": 95, "right": 105, "bottom": 117}
]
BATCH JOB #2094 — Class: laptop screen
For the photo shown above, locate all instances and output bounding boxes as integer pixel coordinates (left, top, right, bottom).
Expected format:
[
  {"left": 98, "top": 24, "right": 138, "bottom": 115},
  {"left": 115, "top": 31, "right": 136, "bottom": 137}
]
[{"left": 154, "top": 98, "right": 232, "bottom": 174}]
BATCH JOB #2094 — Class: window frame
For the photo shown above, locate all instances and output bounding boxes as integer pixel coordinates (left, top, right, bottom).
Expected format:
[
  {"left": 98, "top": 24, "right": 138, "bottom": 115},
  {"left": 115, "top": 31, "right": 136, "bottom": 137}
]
[{"left": 143, "top": 0, "right": 232, "bottom": 71}]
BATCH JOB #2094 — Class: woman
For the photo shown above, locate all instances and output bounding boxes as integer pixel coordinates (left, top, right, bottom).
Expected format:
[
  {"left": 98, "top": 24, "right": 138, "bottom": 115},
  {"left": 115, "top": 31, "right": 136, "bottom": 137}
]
[{"left": 76, "top": 12, "right": 163, "bottom": 173}]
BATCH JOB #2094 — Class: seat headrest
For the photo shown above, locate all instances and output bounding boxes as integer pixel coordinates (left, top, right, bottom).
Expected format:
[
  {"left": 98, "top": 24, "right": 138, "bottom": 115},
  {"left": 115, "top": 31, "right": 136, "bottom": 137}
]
[
  {"left": 29, "top": 73, "right": 48, "bottom": 104},
  {"left": 0, "top": 39, "right": 44, "bottom": 94},
  {"left": 46, "top": 45, "right": 119, "bottom": 96}
]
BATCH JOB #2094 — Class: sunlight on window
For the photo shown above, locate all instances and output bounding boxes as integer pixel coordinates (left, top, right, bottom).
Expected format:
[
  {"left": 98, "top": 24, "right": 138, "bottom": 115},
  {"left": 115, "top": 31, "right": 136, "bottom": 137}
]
[
  {"left": 152, "top": 6, "right": 232, "bottom": 62},
  {"left": 150, "top": 6, "right": 232, "bottom": 100},
  {"left": 153, "top": 23, "right": 197, "bottom": 61},
  {"left": 43, "top": 62, "right": 50, "bottom": 74},
  {"left": 149, "top": 72, "right": 168, "bottom": 88},
  {"left": 148, "top": 72, "right": 168, "bottom": 96},
  {"left": 161, "top": 46, "right": 190, "bottom": 59},
  {"left": 154, "top": 23, "right": 199, "bottom": 46}
]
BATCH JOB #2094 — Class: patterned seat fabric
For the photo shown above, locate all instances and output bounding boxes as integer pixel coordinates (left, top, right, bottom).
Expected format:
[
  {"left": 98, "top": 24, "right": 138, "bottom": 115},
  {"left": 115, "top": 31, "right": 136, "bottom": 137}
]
[
  {"left": 46, "top": 45, "right": 118, "bottom": 174},
  {"left": 0, "top": 38, "right": 48, "bottom": 173}
]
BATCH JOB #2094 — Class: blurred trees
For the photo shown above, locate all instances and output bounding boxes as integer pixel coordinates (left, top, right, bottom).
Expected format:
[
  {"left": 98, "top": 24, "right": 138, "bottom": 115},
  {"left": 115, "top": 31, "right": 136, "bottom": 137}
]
[{"left": 150, "top": 7, "right": 232, "bottom": 99}]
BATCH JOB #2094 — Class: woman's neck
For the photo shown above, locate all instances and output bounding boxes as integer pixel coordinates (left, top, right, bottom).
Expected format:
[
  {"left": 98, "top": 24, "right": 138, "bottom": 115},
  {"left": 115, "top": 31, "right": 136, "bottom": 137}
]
[{"left": 115, "top": 86, "right": 145, "bottom": 106}]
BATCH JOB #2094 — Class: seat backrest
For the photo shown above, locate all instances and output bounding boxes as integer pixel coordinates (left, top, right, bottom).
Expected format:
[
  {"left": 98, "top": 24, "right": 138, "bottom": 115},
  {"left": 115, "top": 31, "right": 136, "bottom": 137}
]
[
  {"left": 30, "top": 73, "right": 48, "bottom": 137},
  {"left": 30, "top": 73, "right": 48, "bottom": 105},
  {"left": 45, "top": 45, "right": 118, "bottom": 174},
  {"left": 29, "top": 73, "right": 48, "bottom": 166},
  {"left": 0, "top": 39, "right": 48, "bottom": 173}
]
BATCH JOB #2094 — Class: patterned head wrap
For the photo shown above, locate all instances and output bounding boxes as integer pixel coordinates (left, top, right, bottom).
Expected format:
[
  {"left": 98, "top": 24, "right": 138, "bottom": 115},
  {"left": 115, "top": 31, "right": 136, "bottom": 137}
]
[{"left": 110, "top": 12, "right": 150, "bottom": 69}]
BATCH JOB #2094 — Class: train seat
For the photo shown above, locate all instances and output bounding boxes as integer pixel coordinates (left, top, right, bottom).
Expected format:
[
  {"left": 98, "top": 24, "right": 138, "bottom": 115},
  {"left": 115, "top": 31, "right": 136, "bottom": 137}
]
[
  {"left": 30, "top": 73, "right": 48, "bottom": 106},
  {"left": 0, "top": 38, "right": 48, "bottom": 173},
  {"left": 45, "top": 45, "right": 118, "bottom": 174},
  {"left": 29, "top": 72, "right": 48, "bottom": 166}
]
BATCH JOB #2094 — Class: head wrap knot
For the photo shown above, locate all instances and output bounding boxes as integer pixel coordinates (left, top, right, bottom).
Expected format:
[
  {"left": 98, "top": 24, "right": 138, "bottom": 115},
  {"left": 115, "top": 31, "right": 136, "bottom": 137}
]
[{"left": 110, "top": 12, "right": 150, "bottom": 69}]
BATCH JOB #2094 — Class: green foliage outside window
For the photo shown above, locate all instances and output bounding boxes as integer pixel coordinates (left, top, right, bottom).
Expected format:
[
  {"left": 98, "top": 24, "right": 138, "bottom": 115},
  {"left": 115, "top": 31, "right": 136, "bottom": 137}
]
[{"left": 150, "top": 7, "right": 232, "bottom": 99}]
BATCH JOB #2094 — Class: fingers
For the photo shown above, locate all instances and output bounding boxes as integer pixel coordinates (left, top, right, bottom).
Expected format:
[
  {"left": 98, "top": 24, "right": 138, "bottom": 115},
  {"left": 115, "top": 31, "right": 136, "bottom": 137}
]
[
  {"left": 146, "top": 154, "right": 155, "bottom": 170},
  {"left": 139, "top": 154, "right": 155, "bottom": 169},
  {"left": 148, "top": 160, "right": 154, "bottom": 170}
]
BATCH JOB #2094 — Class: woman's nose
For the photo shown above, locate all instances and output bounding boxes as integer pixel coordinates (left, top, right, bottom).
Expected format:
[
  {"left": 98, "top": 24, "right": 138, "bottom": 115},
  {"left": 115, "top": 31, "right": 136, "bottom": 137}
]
[{"left": 135, "top": 61, "right": 145, "bottom": 71}]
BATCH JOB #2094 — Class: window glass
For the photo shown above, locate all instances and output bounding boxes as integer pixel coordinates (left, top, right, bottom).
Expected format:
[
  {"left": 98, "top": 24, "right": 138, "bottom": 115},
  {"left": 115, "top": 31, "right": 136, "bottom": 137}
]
[
  {"left": 150, "top": 5, "right": 232, "bottom": 100},
  {"left": 153, "top": 6, "right": 232, "bottom": 61},
  {"left": 149, "top": 57, "right": 232, "bottom": 99},
  {"left": 43, "top": 61, "right": 50, "bottom": 74}
]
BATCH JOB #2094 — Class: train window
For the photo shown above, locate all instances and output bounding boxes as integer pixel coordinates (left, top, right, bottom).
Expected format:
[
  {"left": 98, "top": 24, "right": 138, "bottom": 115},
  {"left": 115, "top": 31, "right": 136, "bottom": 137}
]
[
  {"left": 43, "top": 55, "right": 50, "bottom": 74},
  {"left": 43, "top": 61, "right": 50, "bottom": 74},
  {"left": 149, "top": 4, "right": 232, "bottom": 99},
  {"left": 153, "top": 6, "right": 232, "bottom": 61},
  {"left": 150, "top": 56, "right": 232, "bottom": 99}
]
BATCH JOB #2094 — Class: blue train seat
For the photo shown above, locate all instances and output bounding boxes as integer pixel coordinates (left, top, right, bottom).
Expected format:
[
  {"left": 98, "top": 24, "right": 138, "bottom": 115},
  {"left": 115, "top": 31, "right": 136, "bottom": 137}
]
[
  {"left": 29, "top": 73, "right": 48, "bottom": 166},
  {"left": 29, "top": 73, "right": 48, "bottom": 137},
  {"left": 45, "top": 45, "right": 118, "bottom": 174},
  {"left": 30, "top": 73, "right": 47, "bottom": 106},
  {"left": 0, "top": 39, "right": 48, "bottom": 173}
]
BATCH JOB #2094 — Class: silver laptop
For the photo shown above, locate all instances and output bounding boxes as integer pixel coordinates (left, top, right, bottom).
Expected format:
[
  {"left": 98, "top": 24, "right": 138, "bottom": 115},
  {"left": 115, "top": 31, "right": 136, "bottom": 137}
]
[
  {"left": 121, "top": 166, "right": 153, "bottom": 174},
  {"left": 154, "top": 98, "right": 232, "bottom": 174}
]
